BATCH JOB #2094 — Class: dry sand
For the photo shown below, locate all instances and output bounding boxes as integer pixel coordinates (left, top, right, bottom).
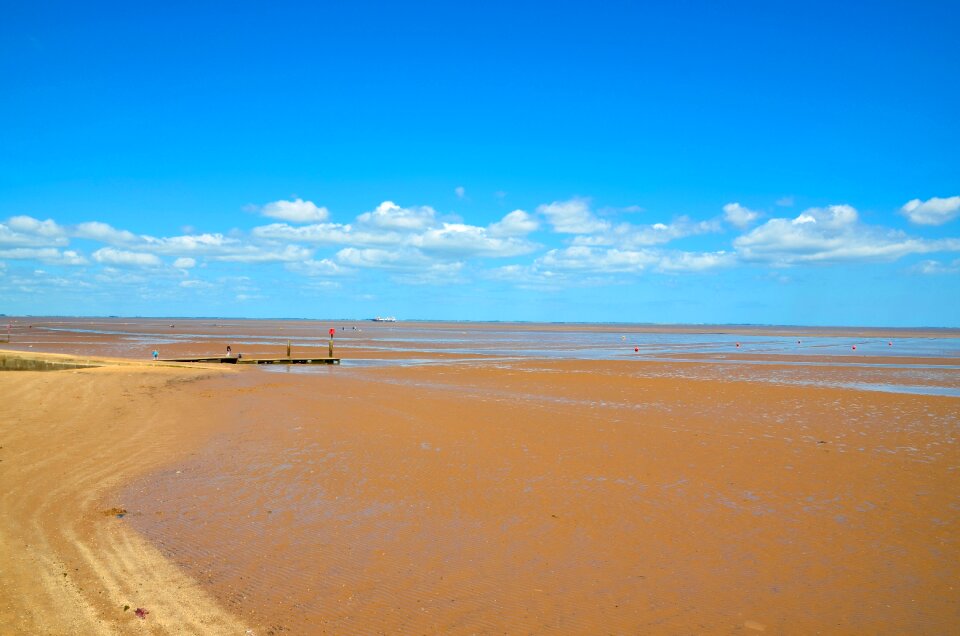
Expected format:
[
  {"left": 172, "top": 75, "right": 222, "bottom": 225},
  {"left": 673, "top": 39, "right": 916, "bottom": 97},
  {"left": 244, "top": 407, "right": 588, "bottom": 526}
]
[
  {"left": 0, "top": 353, "right": 248, "bottom": 635},
  {"left": 1, "top": 337, "right": 958, "bottom": 634}
]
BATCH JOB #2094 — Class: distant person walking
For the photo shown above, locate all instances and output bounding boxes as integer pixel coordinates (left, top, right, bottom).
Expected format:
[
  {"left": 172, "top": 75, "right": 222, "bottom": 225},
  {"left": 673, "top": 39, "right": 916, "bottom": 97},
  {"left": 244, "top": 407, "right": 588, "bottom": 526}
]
[
  {"left": 226, "top": 345, "right": 232, "bottom": 357},
  {"left": 152, "top": 350, "right": 159, "bottom": 361}
]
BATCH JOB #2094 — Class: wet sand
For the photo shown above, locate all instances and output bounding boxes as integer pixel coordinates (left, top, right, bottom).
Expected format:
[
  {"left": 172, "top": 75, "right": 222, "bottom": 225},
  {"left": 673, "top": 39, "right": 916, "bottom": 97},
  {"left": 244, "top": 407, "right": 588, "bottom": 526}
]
[{"left": 1, "top": 320, "right": 959, "bottom": 634}]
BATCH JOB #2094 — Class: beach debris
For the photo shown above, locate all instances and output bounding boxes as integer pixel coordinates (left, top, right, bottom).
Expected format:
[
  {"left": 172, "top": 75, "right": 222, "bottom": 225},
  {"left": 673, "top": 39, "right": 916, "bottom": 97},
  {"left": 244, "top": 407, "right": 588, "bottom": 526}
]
[
  {"left": 102, "top": 507, "right": 127, "bottom": 518},
  {"left": 123, "top": 605, "right": 129, "bottom": 611},
  {"left": 134, "top": 607, "right": 149, "bottom": 619}
]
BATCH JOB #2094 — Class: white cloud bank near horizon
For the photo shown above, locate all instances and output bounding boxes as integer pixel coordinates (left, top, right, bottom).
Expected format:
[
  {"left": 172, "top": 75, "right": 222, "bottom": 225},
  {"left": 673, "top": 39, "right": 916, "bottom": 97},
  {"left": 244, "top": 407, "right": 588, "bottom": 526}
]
[{"left": 2, "top": 195, "right": 959, "bottom": 305}]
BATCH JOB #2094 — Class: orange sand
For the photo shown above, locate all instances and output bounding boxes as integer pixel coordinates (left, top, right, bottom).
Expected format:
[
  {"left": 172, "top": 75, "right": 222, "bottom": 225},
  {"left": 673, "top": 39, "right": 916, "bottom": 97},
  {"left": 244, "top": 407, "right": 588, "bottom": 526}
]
[{"left": 1, "top": 338, "right": 959, "bottom": 634}]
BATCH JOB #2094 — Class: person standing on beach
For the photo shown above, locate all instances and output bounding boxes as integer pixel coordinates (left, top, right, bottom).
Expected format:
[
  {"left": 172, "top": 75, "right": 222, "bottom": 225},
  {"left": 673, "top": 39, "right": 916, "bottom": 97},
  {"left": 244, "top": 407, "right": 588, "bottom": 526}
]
[
  {"left": 226, "top": 345, "right": 232, "bottom": 357},
  {"left": 152, "top": 350, "right": 159, "bottom": 360}
]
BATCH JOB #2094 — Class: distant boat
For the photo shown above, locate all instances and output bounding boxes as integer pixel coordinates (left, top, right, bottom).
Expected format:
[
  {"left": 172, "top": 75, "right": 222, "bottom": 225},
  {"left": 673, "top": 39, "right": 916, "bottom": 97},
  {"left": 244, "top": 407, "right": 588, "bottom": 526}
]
[{"left": 372, "top": 316, "right": 397, "bottom": 322}]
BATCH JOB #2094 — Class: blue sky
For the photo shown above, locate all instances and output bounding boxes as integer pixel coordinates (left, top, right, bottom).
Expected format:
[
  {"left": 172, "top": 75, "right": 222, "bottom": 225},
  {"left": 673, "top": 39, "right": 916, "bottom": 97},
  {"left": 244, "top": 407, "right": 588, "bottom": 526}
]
[{"left": 1, "top": 1, "right": 958, "bottom": 325}]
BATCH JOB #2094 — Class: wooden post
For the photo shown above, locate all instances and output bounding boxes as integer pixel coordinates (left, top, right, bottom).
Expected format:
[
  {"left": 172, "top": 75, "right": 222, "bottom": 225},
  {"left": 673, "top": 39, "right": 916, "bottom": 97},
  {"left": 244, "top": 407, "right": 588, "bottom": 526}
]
[{"left": 286, "top": 340, "right": 291, "bottom": 359}]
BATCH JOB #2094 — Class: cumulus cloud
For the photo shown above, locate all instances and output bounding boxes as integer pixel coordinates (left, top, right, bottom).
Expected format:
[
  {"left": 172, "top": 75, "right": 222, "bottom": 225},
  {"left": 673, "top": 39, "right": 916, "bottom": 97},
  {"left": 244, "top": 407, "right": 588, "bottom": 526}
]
[
  {"left": 573, "top": 217, "right": 721, "bottom": 248},
  {"left": 0, "top": 216, "right": 69, "bottom": 247},
  {"left": 357, "top": 201, "right": 437, "bottom": 231},
  {"left": 139, "top": 233, "right": 240, "bottom": 255},
  {"left": 911, "top": 258, "right": 960, "bottom": 275},
  {"left": 537, "top": 198, "right": 610, "bottom": 234},
  {"left": 335, "top": 247, "right": 434, "bottom": 269},
  {"left": 723, "top": 202, "right": 760, "bottom": 229},
  {"left": 411, "top": 223, "right": 537, "bottom": 258},
  {"left": 253, "top": 222, "right": 356, "bottom": 245},
  {"left": 285, "top": 258, "right": 345, "bottom": 277},
  {"left": 173, "top": 257, "right": 197, "bottom": 269},
  {"left": 213, "top": 245, "right": 312, "bottom": 263},
  {"left": 73, "top": 221, "right": 138, "bottom": 243},
  {"left": 0, "top": 247, "right": 87, "bottom": 265},
  {"left": 657, "top": 251, "right": 735, "bottom": 272},
  {"left": 260, "top": 198, "right": 330, "bottom": 224},
  {"left": 734, "top": 205, "right": 960, "bottom": 266},
  {"left": 539, "top": 246, "right": 658, "bottom": 273},
  {"left": 179, "top": 279, "right": 214, "bottom": 289},
  {"left": 488, "top": 210, "right": 539, "bottom": 237},
  {"left": 92, "top": 248, "right": 162, "bottom": 267},
  {"left": 900, "top": 196, "right": 960, "bottom": 226}
]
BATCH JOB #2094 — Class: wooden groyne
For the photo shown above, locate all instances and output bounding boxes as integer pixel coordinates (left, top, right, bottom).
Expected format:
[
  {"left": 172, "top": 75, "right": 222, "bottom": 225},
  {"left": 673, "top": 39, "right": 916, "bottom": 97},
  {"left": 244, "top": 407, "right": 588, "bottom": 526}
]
[{"left": 160, "top": 356, "right": 340, "bottom": 365}]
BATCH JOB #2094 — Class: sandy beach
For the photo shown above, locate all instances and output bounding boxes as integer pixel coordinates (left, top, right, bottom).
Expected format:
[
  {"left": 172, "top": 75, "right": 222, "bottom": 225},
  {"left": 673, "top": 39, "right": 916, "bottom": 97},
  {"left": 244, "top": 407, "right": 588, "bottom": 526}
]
[{"left": 1, "top": 320, "right": 958, "bottom": 634}]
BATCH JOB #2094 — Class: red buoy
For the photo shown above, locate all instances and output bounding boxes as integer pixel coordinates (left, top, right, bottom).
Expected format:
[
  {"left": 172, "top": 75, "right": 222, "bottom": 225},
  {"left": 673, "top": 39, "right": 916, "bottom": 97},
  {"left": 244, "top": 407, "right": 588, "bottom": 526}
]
[
  {"left": 634, "top": 347, "right": 639, "bottom": 352},
  {"left": 852, "top": 345, "right": 856, "bottom": 350}
]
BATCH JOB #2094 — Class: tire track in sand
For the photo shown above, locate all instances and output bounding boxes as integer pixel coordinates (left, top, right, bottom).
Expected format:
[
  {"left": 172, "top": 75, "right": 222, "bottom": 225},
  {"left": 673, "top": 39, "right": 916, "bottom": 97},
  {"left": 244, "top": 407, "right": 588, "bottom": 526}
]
[{"left": 0, "top": 358, "right": 250, "bottom": 635}]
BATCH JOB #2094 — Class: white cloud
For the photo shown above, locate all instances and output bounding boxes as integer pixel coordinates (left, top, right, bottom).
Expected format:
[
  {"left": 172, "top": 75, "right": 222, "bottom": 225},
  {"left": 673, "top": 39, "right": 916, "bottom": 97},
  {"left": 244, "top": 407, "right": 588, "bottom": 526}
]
[
  {"left": 723, "top": 202, "right": 760, "bottom": 229},
  {"left": 455, "top": 186, "right": 466, "bottom": 199},
  {"left": 488, "top": 209, "right": 539, "bottom": 237},
  {"left": 252, "top": 221, "right": 403, "bottom": 248},
  {"left": 260, "top": 198, "right": 330, "bottom": 224},
  {"left": 253, "top": 222, "right": 357, "bottom": 245},
  {"left": 0, "top": 247, "right": 87, "bottom": 265},
  {"left": 357, "top": 201, "right": 437, "bottom": 231},
  {"left": 214, "top": 244, "right": 312, "bottom": 263},
  {"left": 734, "top": 205, "right": 960, "bottom": 266},
  {"left": 336, "top": 247, "right": 422, "bottom": 269},
  {"left": 573, "top": 217, "right": 720, "bottom": 248},
  {"left": 6, "top": 215, "right": 65, "bottom": 238},
  {"left": 139, "top": 233, "right": 240, "bottom": 255},
  {"left": 0, "top": 216, "right": 69, "bottom": 247},
  {"left": 900, "top": 196, "right": 960, "bottom": 226},
  {"left": 411, "top": 223, "right": 537, "bottom": 258},
  {"left": 285, "top": 258, "right": 345, "bottom": 277},
  {"left": 657, "top": 251, "right": 735, "bottom": 272},
  {"left": 173, "top": 257, "right": 196, "bottom": 269},
  {"left": 179, "top": 279, "right": 214, "bottom": 289},
  {"left": 539, "top": 246, "right": 657, "bottom": 273},
  {"left": 92, "top": 248, "right": 162, "bottom": 267},
  {"left": 911, "top": 258, "right": 960, "bottom": 275},
  {"left": 73, "top": 221, "right": 138, "bottom": 244},
  {"left": 537, "top": 198, "right": 610, "bottom": 234}
]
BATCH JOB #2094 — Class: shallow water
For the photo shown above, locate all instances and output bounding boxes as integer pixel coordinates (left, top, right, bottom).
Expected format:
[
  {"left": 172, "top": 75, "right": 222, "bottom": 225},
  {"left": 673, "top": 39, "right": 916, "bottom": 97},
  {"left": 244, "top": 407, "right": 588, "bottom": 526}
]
[{"left": 23, "top": 318, "right": 960, "bottom": 360}]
